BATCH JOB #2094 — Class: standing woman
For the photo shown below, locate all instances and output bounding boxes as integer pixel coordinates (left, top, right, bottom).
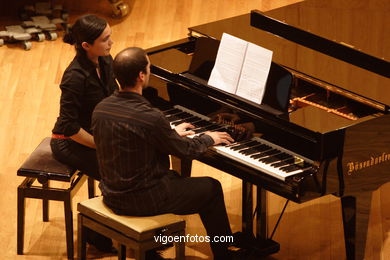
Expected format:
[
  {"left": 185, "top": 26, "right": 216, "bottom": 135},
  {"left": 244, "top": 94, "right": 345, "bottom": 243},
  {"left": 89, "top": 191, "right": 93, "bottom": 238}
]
[{"left": 51, "top": 14, "right": 118, "bottom": 252}]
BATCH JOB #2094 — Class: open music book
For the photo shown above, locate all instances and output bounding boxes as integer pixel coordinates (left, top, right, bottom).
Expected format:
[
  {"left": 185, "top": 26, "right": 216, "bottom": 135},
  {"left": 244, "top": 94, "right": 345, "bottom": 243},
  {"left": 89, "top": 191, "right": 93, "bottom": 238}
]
[{"left": 208, "top": 33, "right": 273, "bottom": 104}]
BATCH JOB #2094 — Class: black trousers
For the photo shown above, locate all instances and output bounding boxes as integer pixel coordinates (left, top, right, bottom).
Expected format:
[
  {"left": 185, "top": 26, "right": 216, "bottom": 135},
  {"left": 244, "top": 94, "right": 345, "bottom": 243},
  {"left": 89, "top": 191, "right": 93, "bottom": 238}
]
[
  {"left": 166, "top": 175, "right": 233, "bottom": 259},
  {"left": 50, "top": 138, "right": 101, "bottom": 180},
  {"left": 113, "top": 172, "right": 233, "bottom": 259}
]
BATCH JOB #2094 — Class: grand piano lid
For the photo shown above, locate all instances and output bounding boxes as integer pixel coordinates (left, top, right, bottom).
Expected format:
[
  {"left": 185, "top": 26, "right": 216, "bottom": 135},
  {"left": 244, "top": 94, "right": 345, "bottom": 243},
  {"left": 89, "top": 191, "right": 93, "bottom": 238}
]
[{"left": 189, "top": 0, "right": 390, "bottom": 107}]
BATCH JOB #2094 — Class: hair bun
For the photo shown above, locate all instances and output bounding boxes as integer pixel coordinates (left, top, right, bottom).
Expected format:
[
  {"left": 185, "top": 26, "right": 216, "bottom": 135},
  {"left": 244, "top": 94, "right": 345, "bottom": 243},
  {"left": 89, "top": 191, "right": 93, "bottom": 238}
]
[{"left": 63, "top": 26, "right": 75, "bottom": 45}]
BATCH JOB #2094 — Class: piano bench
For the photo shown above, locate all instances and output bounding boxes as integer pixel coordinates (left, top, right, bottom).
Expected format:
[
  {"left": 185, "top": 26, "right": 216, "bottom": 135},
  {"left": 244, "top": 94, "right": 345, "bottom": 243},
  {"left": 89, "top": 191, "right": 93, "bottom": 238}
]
[
  {"left": 77, "top": 196, "right": 186, "bottom": 260},
  {"left": 16, "top": 137, "right": 95, "bottom": 260}
]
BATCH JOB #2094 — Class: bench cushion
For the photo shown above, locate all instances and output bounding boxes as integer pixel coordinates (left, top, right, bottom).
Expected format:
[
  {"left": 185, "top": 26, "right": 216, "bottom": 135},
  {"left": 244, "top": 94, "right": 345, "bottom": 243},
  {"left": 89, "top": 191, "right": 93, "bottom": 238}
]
[
  {"left": 78, "top": 197, "right": 185, "bottom": 241},
  {"left": 17, "top": 137, "right": 76, "bottom": 182}
]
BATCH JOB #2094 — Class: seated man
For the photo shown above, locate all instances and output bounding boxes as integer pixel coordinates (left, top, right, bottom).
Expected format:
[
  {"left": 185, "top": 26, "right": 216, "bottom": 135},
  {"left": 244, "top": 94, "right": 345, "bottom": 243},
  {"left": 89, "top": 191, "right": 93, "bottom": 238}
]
[{"left": 92, "top": 47, "right": 241, "bottom": 260}]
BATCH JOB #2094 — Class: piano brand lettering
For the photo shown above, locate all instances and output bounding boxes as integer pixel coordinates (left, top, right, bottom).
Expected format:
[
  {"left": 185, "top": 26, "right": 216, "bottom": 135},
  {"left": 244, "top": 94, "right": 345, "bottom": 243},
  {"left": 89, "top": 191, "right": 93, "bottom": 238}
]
[{"left": 346, "top": 152, "right": 390, "bottom": 175}]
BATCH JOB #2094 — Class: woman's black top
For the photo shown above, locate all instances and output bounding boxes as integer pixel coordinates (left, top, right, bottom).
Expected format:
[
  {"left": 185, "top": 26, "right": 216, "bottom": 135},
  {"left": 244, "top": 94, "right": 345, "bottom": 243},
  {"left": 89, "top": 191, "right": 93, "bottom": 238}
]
[{"left": 52, "top": 54, "right": 118, "bottom": 136}]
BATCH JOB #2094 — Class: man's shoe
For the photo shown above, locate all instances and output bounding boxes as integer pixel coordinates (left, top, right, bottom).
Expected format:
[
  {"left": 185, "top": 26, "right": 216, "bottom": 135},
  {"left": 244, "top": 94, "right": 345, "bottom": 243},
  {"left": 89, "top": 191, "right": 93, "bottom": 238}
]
[
  {"left": 230, "top": 232, "right": 280, "bottom": 259},
  {"left": 145, "top": 249, "right": 166, "bottom": 260},
  {"left": 88, "top": 243, "right": 118, "bottom": 254},
  {"left": 231, "top": 231, "right": 255, "bottom": 248},
  {"left": 85, "top": 228, "right": 117, "bottom": 254}
]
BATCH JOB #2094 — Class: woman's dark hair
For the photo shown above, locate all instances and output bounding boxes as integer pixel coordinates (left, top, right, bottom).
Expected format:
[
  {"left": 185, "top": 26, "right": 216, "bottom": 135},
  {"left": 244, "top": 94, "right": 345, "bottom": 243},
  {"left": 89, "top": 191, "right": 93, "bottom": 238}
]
[
  {"left": 114, "top": 47, "right": 148, "bottom": 87},
  {"left": 63, "top": 14, "right": 107, "bottom": 56}
]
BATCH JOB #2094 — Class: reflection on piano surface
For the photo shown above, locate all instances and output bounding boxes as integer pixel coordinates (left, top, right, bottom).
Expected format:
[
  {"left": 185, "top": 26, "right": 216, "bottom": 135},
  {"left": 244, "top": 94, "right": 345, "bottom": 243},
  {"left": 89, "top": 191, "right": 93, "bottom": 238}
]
[{"left": 145, "top": 0, "right": 389, "bottom": 259}]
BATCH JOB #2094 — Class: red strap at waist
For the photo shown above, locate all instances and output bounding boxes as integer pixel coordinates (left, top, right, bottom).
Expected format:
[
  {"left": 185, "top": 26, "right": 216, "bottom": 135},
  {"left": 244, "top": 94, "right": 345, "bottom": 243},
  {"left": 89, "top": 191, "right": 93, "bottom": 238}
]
[{"left": 52, "top": 134, "right": 70, "bottom": 139}]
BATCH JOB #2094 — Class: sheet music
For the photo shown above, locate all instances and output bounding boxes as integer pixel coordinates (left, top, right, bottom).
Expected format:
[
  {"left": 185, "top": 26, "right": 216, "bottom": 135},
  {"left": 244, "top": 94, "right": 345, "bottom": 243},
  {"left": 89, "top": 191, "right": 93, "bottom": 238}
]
[
  {"left": 208, "top": 33, "right": 273, "bottom": 104},
  {"left": 236, "top": 43, "right": 273, "bottom": 104},
  {"left": 208, "top": 33, "right": 248, "bottom": 93}
]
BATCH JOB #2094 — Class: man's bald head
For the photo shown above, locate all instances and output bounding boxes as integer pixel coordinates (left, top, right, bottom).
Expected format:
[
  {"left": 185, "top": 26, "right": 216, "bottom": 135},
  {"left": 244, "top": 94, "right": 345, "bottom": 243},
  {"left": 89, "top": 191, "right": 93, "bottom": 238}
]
[{"left": 113, "top": 47, "right": 149, "bottom": 88}]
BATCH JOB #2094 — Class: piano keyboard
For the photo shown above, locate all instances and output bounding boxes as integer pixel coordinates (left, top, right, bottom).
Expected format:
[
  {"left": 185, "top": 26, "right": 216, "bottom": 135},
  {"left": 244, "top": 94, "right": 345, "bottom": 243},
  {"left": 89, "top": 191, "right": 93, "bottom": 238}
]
[
  {"left": 163, "top": 105, "right": 314, "bottom": 181},
  {"left": 213, "top": 137, "right": 313, "bottom": 180}
]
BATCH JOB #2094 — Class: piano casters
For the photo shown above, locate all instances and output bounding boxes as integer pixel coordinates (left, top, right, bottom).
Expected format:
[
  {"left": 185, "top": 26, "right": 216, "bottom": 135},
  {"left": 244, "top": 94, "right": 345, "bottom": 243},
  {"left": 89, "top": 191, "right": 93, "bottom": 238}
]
[{"left": 108, "top": 0, "right": 129, "bottom": 18}]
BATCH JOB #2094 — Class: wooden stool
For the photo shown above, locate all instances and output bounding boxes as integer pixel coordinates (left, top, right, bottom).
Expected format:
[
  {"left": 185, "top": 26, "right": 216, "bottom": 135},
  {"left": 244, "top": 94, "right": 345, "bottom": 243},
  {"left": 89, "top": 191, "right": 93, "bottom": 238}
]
[
  {"left": 17, "top": 137, "right": 95, "bottom": 259},
  {"left": 77, "top": 197, "right": 186, "bottom": 260}
]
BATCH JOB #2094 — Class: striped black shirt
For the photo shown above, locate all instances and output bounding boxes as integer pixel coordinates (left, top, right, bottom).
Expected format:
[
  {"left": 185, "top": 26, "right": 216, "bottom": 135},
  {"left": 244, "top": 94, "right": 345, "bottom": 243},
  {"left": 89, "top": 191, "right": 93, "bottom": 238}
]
[{"left": 92, "top": 90, "right": 214, "bottom": 215}]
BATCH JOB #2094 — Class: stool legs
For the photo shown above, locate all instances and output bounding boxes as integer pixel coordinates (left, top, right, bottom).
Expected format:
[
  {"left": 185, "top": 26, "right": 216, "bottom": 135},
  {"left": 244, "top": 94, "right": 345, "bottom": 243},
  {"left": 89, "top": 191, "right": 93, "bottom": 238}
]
[
  {"left": 135, "top": 249, "right": 146, "bottom": 260},
  {"left": 64, "top": 195, "right": 74, "bottom": 259},
  {"left": 17, "top": 169, "right": 89, "bottom": 259},
  {"left": 17, "top": 183, "right": 26, "bottom": 254},
  {"left": 77, "top": 211, "right": 185, "bottom": 260},
  {"left": 77, "top": 214, "right": 87, "bottom": 260},
  {"left": 175, "top": 230, "right": 185, "bottom": 260},
  {"left": 118, "top": 244, "right": 126, "bottom": 260},
  {"left": 87, "top": 177, "right": 95, "bottom": 199},
  {"left": 42, "top": 180, "right": 49, "bottom": 222}
]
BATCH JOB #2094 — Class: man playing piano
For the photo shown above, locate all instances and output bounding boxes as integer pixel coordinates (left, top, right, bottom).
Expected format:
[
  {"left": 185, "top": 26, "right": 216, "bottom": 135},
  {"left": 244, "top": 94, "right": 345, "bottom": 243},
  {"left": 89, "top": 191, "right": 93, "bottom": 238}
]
[{"left": 92, "top": 47, "right": 244, "bottom": 260}]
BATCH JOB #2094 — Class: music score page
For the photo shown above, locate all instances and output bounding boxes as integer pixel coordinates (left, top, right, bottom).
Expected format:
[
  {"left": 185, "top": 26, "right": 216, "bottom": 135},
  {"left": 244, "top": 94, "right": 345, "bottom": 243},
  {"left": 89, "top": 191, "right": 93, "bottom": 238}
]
[{"left": 208, "top": 33, "right": 273, "bottom": 104}]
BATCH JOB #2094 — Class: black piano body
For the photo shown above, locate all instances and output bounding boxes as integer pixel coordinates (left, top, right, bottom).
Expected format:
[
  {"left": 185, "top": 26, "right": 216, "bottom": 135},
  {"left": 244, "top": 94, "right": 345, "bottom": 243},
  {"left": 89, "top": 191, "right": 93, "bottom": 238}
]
[{"left": 144, "top": 0, "right": 390, "bottom": 259}]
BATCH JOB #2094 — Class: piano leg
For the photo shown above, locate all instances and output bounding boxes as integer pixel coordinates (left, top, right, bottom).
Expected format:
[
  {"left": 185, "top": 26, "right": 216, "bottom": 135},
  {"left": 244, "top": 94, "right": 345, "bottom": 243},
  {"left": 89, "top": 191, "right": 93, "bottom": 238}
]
[
  {"left": 341, "top": 192, "right": 373, "bottom": 260},
  {"left": 256, "top": 186, "right": 267, "bottom": 239},
  {"left": 242, "top": 181, "right": 253, "bottom": 234},
  {"left": 180, "top": 159, "right": 192, "bottom": 178},
  {"left": 239, "top": 185, "right": 279, "bottom": 257},
  {"left": 170, "top": 156, "right": 192, "bottom": 177}
]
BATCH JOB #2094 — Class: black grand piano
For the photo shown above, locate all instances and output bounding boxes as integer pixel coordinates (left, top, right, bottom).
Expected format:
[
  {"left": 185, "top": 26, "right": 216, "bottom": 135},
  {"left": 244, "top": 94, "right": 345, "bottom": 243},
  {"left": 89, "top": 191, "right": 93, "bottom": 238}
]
[{"left": 144, "top": 0, "right": 390, "bottom": 259}]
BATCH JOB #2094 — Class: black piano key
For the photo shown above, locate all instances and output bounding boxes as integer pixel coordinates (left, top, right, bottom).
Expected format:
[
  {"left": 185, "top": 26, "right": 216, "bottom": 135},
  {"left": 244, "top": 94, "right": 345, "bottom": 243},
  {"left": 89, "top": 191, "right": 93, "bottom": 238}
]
[
  {"left": 178, "top": 115, "right": 200, "bottom": 122},
  {"left": 249, "top": 149, "right": 275, "bottom": 159},
  {"left": 167, "top": 116, "right": 179, "bottom": 122},
  {"left": 193, "top": 128, "right": 207, "bottom": 134},
  {"left": 251, "top": 149, "right": 279, "bottom": 159},
  {"left": 280, "top": 165, "right": 301, "bottom": 173},
  {"left": 274, "top": 153, "right": 291, "bottom": 160},
  {"left": 186, "top": 116, "right": 203, "bottom": 123},
  {"left": 230, "top": 141, "right": 259, "bottom": 151},
  {"left": 275, "top": 163, "right": 294, "bottom": 170},
  {"left": 212, "top": 126, "right": 229, "bottom": 133},
  {"left": 235, "top": 142, "right": 262, "bottom": 152},
  {"left": 260, "top": 154, "right": 283, "bottom": 163},
  {"left": 167, "top": 113, "right": 195, "bottom": 123},
  {"left": 171, "top": 116, "right": 202, "bottom": 126},
  {"left": 287, "top": 165, "right": 303, "bottom": 172},
  {"left": 279, "top": 165, "right": 294, "bottom": 172},
  {"left": 225, "top": 139, "right": 255, "bottom": 148},
  {"left": 168, "top": 111, "right": 192, "bottom": 119},
  {"left": 167, "top": 115, "right": 183, "bottom": 122},
  {"left": 240, "top": 144, "right": 271, "bottom": 155},
  {"left": 193, "top": 124, "right": 222, "bottom": 134},
  {"left": 239, "top": 145, "right": 263, "bottom": 155},
  {"left": 163, "top": 108, "right": 181, "bottom": 115},
  {"left": 204, "top": 124, "right": 224, "bottom": 131},
  {"left": 162, "top": 108, "right": 178, "bottom": 115},
  {"left": 193, "top": 120, "right": 212, "bottom": 128},
  {"left": 260, "top": 152, "right": 291, "bottom": 163},
  {"left": 171, "top": 119, "right": 185, "bottom": 126},
  {"left": 271, "top": 158, "right": 295, "bottom": 168},
  {"left": 260, "top": 149, "right": 281, "bottom": 158}
]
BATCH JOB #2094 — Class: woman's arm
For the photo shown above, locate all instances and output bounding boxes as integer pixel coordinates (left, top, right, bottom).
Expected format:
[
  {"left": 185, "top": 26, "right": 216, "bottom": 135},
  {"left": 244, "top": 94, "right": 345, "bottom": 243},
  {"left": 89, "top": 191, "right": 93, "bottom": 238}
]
[{"left": 70, "top": 128, "right": 96, "bottom": 149}]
